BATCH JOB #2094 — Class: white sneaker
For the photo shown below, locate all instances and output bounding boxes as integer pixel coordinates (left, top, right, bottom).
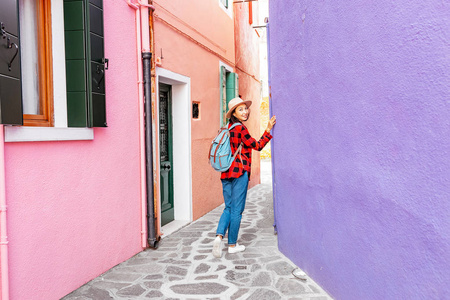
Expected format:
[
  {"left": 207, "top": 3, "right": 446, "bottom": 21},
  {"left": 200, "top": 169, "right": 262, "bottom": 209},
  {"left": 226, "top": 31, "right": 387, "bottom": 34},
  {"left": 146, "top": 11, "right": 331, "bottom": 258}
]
[
  {"left": 212, "top": 236, "right": 222, "bottom": 258},
  {"left": 228, "top": 243, "right": 245, "bottom": 254}
]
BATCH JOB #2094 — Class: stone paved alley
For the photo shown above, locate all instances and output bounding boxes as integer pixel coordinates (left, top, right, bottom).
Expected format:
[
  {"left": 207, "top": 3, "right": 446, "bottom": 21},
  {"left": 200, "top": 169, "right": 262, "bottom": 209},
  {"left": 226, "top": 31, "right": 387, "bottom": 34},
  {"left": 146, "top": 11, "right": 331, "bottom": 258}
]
[{"left": 63, "top": 161, "right": 333, "bottom": 299}]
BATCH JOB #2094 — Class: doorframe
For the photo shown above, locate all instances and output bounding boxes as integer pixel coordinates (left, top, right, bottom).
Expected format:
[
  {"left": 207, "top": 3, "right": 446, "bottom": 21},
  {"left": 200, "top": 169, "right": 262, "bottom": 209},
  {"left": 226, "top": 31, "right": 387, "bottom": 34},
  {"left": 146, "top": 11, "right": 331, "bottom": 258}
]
[{"left": 155, "top": 67, "right": 192, "bottom": 236}]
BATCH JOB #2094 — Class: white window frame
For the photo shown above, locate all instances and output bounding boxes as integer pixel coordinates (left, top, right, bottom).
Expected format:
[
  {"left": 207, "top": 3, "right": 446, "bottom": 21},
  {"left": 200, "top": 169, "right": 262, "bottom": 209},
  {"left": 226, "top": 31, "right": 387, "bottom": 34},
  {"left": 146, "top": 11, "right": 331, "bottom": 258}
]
[
  {"left": 5, "top": 0, "right": 94, "bottom": 142},
  {"left": 219, "top": 0, "right": 233, "bottom": 18}
]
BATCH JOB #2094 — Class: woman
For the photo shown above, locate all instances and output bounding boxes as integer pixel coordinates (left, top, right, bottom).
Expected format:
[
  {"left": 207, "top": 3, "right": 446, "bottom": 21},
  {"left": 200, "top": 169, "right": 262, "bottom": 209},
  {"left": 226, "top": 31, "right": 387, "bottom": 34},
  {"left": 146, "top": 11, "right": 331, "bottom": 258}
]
[{"left": 212, "top": 97, "right": 276, "bottom": 258}]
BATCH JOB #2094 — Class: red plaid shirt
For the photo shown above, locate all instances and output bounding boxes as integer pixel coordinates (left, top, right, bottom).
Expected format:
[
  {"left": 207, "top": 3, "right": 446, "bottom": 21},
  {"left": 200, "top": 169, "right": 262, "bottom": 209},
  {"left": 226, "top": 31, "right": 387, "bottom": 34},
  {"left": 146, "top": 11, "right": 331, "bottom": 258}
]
[{"left": 221, "top": 122, "right": 272, "bottom": 180}]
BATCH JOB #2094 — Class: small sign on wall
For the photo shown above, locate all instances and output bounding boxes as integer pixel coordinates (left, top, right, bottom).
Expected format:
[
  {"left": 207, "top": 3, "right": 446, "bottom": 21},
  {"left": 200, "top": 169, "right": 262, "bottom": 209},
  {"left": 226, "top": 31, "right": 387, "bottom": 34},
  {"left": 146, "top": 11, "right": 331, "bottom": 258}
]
[{"left": 192, "top": 101, "right": 200, "bottom": 119}]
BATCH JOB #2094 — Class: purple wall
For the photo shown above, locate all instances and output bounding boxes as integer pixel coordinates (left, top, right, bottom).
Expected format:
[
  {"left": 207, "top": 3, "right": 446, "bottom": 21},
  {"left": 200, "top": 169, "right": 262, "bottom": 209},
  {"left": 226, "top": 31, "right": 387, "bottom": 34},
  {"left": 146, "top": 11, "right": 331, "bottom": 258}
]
[{"left": 269, "top": 1, "right": 450, "bottom": 299}]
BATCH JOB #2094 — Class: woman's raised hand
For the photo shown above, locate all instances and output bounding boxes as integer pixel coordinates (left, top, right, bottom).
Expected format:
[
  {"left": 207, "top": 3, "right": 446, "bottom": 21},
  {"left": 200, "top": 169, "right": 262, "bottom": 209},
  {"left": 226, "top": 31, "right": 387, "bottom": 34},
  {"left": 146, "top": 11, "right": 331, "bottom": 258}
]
[{"left": 266, "top": 116, "right": 276, "bottom": 133}]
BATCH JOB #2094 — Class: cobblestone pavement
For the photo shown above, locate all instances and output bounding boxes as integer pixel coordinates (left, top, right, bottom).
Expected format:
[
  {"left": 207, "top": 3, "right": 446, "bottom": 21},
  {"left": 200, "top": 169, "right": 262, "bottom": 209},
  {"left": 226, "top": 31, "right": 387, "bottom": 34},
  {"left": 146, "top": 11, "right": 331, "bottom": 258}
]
[{"left": 63, "top": 161, "right": 333, "bottom": 300}]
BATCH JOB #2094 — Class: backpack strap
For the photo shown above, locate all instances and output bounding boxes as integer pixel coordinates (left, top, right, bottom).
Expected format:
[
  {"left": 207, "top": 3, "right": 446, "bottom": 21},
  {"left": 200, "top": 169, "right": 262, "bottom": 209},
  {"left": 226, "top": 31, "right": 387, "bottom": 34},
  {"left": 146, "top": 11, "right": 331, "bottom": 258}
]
[
  {"left": 229, "top": 122, "right": 243, "bottom": 163},
  {"left": 213, "top": 129, "right": 229, "bottom": 163},
  {"left": 228, "top": 122, "right": 241, "bottom": 130},
  {"left": 208, "top": 142, "right": 214, "bottom": 162},
  {"left": 232, "top": 143, "right": 243, "bottom": 163}
]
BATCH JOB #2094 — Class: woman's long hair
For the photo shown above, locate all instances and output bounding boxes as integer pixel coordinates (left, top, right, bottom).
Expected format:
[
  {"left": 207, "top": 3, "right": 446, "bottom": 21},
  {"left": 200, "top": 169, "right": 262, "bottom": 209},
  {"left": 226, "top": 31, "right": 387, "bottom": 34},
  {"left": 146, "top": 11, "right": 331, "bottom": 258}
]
[{"left": 229, "top": 108, "right": 251, "bottom": 124}]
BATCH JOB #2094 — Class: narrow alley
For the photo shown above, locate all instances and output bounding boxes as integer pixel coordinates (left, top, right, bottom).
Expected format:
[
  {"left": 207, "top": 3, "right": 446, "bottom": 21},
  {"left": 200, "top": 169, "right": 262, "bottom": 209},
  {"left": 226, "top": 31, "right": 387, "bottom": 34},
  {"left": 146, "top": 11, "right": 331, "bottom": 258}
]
[
  {"left": 1, "top": 1, "right": 448, "bottom": 299},
  {"left": 62, "top": 161, "right": 333, "bottom": 299}
]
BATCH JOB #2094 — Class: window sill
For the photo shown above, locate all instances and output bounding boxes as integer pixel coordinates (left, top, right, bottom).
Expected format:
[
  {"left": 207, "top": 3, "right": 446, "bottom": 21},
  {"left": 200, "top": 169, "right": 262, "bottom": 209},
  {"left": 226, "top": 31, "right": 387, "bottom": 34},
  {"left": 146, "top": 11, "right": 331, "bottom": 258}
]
[{"left": 4, "top": 126, "right": 94, "bottom": 142}]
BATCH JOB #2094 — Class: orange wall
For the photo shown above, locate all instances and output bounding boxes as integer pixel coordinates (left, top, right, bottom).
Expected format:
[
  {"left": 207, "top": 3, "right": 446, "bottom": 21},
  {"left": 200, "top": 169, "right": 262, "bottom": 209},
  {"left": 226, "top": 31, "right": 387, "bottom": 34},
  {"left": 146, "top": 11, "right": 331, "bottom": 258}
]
[
  {"left": 153, "top": 0, "right": 235, "bottom": 220},
  {"left": 153, "top": 0, "right": 261, "bottom": 220},
  {"left": 234, "top": 2, "right": 262, "bottom": 187}
]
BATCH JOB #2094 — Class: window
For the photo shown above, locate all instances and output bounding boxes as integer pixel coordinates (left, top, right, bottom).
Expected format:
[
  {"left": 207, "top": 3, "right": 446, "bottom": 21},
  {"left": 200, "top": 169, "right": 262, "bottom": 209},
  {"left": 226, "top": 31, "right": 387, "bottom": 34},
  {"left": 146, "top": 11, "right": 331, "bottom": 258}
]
[
  {"left": 219, "top": 0, "right": 232, "bottom": 18},
  {"left": 0, "top": 0, "right": 107, "bottom": 130},
  {"left": 221, "top": 0, "right": 228, "bottom": 9},
  {"left": 20, "top": 0, "right": 53, "bottom": 126},
  {"left": 220, "top": 66, "right": 239, "bottom": 126}
]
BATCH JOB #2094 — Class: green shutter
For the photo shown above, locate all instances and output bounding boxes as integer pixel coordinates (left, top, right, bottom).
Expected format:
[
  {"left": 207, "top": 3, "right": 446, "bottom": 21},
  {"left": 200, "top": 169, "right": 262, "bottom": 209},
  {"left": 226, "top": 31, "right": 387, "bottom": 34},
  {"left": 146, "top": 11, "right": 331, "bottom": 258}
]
[
  {"left": 220, "top": 70, "right": 240, "bottom": 126},
  {"left": 88, "top": 0, "right": 106, "bottom": 127},
  {"left": 0, "top": 0, "right": 23, "bottom": 125},
  {"left": 64, "top": 0, "right": 106, "bottom": 127},
  {"left": 64, "top": 0, "right": 87, "bottom": 127},
  {"left": 226, "top": 71, "right": 239, "bottom": 104}
]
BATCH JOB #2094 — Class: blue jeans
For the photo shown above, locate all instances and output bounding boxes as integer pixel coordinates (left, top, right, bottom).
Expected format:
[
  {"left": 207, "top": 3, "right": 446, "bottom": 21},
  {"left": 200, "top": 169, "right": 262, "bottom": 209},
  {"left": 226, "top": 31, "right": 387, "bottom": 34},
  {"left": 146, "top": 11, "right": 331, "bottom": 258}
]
[{"left": 216, "top": 172, "right": 249, "bottom": 245}]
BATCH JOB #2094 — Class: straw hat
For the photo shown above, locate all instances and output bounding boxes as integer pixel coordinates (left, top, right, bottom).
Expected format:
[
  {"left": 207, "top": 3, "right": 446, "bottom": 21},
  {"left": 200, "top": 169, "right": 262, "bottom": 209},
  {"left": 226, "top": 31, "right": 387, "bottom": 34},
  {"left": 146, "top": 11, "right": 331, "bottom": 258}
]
[{"left": 226, "top": 97, "right": 252, "bottom": 119}]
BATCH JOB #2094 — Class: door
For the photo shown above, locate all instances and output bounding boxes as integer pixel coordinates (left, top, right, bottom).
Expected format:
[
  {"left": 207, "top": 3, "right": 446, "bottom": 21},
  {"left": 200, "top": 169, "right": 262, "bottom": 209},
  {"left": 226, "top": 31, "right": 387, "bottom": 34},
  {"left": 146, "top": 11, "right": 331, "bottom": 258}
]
[{"left": 159, "top": 83, "right": 174, "bottom": 226}]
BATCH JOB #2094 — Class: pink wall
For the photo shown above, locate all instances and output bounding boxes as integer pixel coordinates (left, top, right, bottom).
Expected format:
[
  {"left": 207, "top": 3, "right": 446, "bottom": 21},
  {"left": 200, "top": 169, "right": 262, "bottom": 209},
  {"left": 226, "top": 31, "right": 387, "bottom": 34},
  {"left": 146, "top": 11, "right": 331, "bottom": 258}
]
[
  {"left": 153, "top": 0, "right": 238, "bottom": 220},
  {"left": 3, "top": 2, "right": 144, "bottom": 299},
  {"left": 1, "top": 1, "right": 264, "bottom": 298}
]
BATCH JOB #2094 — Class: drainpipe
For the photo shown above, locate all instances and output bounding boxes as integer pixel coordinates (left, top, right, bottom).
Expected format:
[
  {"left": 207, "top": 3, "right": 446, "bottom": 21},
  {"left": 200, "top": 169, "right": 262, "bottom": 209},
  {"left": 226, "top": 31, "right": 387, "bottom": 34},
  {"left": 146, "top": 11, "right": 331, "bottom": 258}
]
[
  {"left": 143, "top": 51, "right": 157, "bottom": 248},
  {"left": 0, "top": 125, "right": 10, "bottom": 299},
  {"left": 126, "top": 0, "right": 158, "bottom": 248},
  {"left": 126, "top": 0, "right": 147, "bottom": 249},
  {"left": 140, "top": 0, "right": 158, "bottom": 249}
]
